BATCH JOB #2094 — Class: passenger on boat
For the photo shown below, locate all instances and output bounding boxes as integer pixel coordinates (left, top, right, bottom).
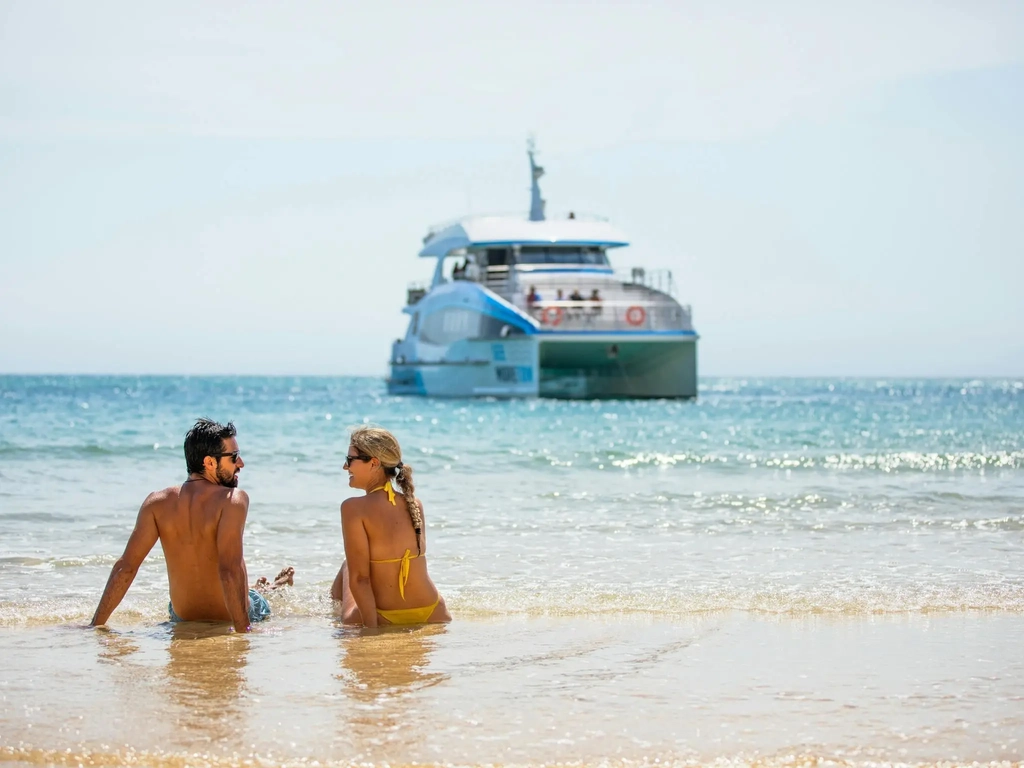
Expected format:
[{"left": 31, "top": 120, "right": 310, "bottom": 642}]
[
  {"left": 569, "top": 288, "right": 585, "bottom": 319},
  {"left": 526, "top": 285, "right": 541, "bottom": 308},
  {"left": 331, "top": 426, "right": 451, "bottom": 627}
]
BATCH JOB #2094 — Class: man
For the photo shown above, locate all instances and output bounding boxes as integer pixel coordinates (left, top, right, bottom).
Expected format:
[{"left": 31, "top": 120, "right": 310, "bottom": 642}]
[{"left": 90, "top": 418, "right": 292, "bottom": 633}]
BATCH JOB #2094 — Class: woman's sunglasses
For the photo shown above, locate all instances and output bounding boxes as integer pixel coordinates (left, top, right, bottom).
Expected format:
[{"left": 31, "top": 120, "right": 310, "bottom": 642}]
[{"left": 344, "top": 454, "right": 372, "bottom": 466}]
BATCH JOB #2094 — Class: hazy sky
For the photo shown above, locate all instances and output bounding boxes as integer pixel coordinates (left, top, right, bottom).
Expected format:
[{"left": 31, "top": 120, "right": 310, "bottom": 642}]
[{"left": 2, "top": 1, "right": 1022, "bottom": 376}]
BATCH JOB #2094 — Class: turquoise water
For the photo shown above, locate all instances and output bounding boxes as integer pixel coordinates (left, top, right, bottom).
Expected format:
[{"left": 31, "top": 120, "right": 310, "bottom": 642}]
[
  {"left": 2, "top": 375, "right": 1023, "bottom": 766},
  {"left": 1, "top": 375, "right": 1022, "bottom": 623}
]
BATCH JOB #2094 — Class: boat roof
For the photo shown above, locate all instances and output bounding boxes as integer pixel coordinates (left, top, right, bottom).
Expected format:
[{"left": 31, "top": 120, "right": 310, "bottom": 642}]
[{"left": 419, "top": 215, "right": 630, "bottom": 258}]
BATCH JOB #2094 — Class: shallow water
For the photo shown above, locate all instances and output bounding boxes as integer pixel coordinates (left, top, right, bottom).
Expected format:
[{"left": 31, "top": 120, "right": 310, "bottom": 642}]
[
  {"left": 2, "top": 613, "right": 1023, "bottom": 767},
  {"left": 1, "top": 375, "right": 1022, "bottom": 765}
]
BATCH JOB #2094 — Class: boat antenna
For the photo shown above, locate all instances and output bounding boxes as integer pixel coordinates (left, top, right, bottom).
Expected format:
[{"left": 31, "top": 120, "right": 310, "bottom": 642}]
[{"left": 527, "top": 137, "right": 546, "bottom": 221}]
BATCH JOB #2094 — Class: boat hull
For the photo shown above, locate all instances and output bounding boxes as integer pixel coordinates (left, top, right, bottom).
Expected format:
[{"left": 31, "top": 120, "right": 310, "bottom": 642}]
[
  {"left": 538, "top": 334, "right": 697, "bottom": 398},
  {"left": 387, "top": 333, "right": 697, "bottom": 399}
]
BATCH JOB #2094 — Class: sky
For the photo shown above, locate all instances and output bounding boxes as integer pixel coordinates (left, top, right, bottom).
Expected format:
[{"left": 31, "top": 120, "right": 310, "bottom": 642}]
[{"left": 1, "top": 0, "right": 1022, "bottom": 377}]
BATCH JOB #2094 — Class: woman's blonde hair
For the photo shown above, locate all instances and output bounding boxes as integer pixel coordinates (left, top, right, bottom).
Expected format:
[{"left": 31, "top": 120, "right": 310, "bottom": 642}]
[{"left": 349, "top": 425, "right": 423, "bottom": 554}]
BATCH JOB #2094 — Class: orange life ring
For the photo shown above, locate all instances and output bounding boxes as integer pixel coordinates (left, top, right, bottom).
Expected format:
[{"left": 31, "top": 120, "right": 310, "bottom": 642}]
[
  {"left": 542, "top": 306, "right": 564, "bottom": 326},
  {"left": 625, "top": 305, "right": 646, "bottom": 326}
]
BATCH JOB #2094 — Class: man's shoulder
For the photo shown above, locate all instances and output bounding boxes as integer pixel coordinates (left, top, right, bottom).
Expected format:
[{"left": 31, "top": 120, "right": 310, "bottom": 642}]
[
  {"left": 153, "top": 483, "right": 249, "bottom": 509},
  {"left": 210, "top": 487, "right": 249, "bottom": 515},
  {"left": 226, "top": 487, "right": 250, "bottom": 509},
  {"left": 197, "top": 484, "right": 249, "bottom": 506},
  {"left": 143, "top": 485, "right": 180, "bottom": 506}
]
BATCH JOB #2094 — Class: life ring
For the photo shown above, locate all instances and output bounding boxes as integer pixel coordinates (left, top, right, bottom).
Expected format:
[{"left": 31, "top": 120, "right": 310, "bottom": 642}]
[
  {"left": 542, "top": 306, "right": 564, "bottom": 326},
  {"left": 625, "top": 305, "right": 646, "bottom": 326}
]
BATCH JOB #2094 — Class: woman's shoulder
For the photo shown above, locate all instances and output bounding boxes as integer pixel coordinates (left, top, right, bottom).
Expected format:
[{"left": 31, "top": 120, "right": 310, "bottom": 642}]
[
  {"left": 342, "top": 493, "right": 413, "bottom": 516},
  {"left": 340, "top": 495, "right": 371, "bottom": 519}
]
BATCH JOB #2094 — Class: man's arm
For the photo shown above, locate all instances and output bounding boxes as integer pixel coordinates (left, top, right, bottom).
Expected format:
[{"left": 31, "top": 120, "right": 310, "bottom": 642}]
[
  {"left": 342, "top": 499, "right": 378, "bottom": 628},
  {"left": 90, "top": 493, "right": 160, "bottom": 626},
  {"left": 216, "top": 489, "right": 251, "bottom": 633}
]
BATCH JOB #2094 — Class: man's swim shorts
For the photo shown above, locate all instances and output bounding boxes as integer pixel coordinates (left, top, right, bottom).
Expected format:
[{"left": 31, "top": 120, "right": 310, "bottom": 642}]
[{"left": 168, "top": 589, "right": 271, "bottom": 624}]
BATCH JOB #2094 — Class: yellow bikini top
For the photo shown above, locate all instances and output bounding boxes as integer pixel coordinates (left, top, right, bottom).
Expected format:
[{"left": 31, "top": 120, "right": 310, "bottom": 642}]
[{"left": 367, "top": 480, "right": 422, "bottom": 599}]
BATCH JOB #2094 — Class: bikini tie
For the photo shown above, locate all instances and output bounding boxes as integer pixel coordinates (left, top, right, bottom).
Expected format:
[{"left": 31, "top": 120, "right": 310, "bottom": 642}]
[
  {"left": 396, "top": 549, "right": 412, "bottom": 600},
  {"left": 370, "top": 480, "right": 396, "bottom": 506}
]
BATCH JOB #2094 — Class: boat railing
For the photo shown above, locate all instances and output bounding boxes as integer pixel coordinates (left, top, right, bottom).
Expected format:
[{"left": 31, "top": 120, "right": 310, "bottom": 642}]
[
  {"left": 617, "top": 268, "right": 675, "bottom": 296},
  {"left": 482, "top": 265, "right": 511, "bottom": 295},
  {"left": 526, "top": 299, "right": 693, "bottom": 332}
]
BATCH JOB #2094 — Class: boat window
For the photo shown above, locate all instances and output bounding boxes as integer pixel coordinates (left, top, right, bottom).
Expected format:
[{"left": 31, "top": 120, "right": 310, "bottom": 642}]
[
  {"left": 484, "top": 248, "right": 510, "bottom": 266},
  {"left": 517, "top": 246, "right": 608, "bottom": 266},
  {"left": 419, "top": 307, "right": 528, "bottom": 345}
]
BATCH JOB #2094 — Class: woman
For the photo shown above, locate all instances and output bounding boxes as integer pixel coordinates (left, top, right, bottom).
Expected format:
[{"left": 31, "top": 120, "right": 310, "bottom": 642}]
[{"left": 331, "top": 426, "right": 451, "bottom": 627}]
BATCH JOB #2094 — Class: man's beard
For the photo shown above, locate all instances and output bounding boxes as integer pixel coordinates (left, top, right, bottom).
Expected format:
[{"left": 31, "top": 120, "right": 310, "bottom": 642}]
[{"left": 216, "top": 466, "right": 239, "bottom": 488}]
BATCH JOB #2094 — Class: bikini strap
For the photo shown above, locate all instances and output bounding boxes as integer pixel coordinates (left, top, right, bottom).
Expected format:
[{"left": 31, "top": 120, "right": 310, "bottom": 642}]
[
  {"left": 369, "top": 480, "right": 396, "bottom": 505},
  {"left": 369, "top": 548, "right": 422, "bottom": 599}
]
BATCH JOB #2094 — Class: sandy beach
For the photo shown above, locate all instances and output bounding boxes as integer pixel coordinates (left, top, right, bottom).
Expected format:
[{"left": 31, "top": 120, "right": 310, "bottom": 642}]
[{"left": 2, "top": 610, "right": 1022, "bottom": 767}]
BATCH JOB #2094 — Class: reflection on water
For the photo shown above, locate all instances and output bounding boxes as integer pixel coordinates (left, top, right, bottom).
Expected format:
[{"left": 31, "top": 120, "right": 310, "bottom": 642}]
[
  {"left": 163, "top": 623, "right": 251, "bottom": 747},
  {"left": 336, "top": 623, "right": 448, "bottom": 698},
  {"left": 93, "top": 625, "right": 141, "bottom": 663},
  {"left": 335, "top": 623, "right": 449, "bottom": 758}
]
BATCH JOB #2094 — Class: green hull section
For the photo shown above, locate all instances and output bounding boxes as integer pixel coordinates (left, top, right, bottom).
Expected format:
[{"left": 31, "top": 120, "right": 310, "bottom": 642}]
[{"left": 538, "top": 338, "right": 697, "bottom": 398}]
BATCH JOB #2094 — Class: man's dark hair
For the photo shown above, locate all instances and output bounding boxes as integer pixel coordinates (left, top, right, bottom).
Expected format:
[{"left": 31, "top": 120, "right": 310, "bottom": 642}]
[{"left": 184, "top": 418, "right": 237, "bottom": 474}]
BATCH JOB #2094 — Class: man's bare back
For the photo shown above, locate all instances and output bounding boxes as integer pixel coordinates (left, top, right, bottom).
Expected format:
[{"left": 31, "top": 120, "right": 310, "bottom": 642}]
[
  {"left": 161, "top": 479, "right": 250, "bottom": 622},
  {"left": 90, "top": 419, "right": 292, "bottom": 633}
]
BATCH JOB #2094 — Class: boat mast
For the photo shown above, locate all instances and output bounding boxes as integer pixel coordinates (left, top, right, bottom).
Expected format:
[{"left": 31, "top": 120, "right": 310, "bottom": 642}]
[{"left": 528, "top": 138, "right": 546, "bottom": 222}]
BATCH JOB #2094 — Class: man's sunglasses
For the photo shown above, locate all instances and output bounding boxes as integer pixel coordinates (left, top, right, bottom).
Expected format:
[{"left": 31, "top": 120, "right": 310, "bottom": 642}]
[
  {"left": 344, "top": 454, "right": 372, "bottom": 466},
  {"left": 212, "top": 451, "right": 241, "bottom": 463}
]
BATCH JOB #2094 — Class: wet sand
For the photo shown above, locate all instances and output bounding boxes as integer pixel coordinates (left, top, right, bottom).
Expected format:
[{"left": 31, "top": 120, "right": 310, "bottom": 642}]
[{"left": 1, "top": 612, "right": 1021, "bottom": 767}]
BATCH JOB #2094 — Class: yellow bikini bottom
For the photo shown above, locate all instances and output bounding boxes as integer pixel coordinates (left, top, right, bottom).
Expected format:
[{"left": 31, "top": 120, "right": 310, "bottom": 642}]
[{"left": 377, "top": 598, "right": 440, "bottom": 625}]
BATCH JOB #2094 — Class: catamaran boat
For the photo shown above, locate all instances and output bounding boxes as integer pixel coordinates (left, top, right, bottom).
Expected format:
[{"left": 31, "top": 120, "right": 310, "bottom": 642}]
[{"left": 387, "top": 143, "right": 699, "bottom": 398}]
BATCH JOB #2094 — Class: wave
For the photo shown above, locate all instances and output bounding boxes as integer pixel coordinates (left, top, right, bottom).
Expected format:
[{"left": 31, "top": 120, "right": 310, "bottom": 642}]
[
  {"left": 534, "top": 450, "right": 1024, "bottom": 473},
  {"left": 0, "top": 443, "right": 168, "bottom": 460},
  {"left": 0, "top": 554, "right": 116, "bottom": 567},
  {"left": 442, "top": 584, "right": 1024, "bottom": 618},
  {"left": 4, "top": 582, "right": 1022, "bottom": 628},
  {"left": 1, "top": 438, "right": 1022, "bottom": 474}
]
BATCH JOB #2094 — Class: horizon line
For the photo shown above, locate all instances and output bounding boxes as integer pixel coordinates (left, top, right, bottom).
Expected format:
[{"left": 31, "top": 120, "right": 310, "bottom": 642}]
[{"left": 1, "top": 372, "right": 1022, "bottom": 381}]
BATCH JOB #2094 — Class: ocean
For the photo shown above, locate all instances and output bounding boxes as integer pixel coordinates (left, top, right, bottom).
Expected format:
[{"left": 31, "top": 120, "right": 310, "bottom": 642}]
[{"left": 0, "top": 375, "right": 1022, "bottom": 767}]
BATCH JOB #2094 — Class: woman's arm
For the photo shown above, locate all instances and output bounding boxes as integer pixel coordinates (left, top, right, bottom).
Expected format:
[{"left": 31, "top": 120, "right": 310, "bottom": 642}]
[{"left": 341, "top": 499, "right": 378, "bottom": 628}]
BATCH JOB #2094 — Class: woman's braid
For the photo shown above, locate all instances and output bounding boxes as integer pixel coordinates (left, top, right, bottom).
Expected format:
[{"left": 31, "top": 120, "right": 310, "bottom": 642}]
[{"left": 394, "top": 463, "right": 423, "bottom": 555}]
